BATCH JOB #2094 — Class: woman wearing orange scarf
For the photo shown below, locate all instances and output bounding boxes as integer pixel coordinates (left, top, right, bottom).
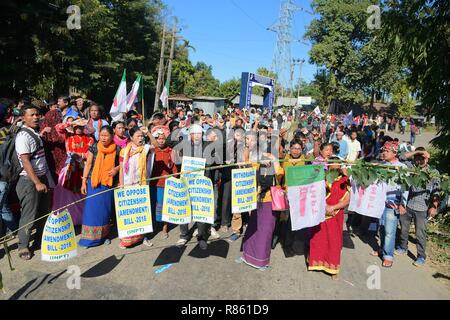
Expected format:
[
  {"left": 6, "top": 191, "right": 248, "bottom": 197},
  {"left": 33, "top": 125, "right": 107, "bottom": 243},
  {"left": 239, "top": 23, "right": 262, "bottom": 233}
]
[
  {"left": 79, "top": 126, "right": 120, "bottom": 247},
  {"left": 117, "top": 127, "right": 154, "bottom": 249}
]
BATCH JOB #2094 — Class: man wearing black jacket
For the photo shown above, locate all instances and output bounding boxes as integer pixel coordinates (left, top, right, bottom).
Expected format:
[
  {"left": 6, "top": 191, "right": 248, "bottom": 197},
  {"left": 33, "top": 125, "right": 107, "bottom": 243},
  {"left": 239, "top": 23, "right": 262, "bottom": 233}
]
[{"left": 176, "top": 124, "right": 211, "bottom": 250}]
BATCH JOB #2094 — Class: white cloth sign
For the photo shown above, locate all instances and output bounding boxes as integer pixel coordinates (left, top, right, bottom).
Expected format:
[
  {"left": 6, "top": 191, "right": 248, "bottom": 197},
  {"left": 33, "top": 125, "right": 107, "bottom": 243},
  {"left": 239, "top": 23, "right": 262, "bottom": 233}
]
[{"left": 348, "top": 181, "right": 387, "bottom": 218}]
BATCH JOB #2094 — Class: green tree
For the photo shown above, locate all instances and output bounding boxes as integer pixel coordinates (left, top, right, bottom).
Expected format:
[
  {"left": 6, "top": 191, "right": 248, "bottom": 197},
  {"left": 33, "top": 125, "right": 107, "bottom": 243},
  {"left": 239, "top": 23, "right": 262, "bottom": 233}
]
[
  {"left": 0, "top": 0, "right": 164, "bottom": 107},
  {"left": 305, "top": 0, "right": 400, "bottom": 109},
  {"left": 391, "top": 78, "right": 416, "bottom": 117},
  {"left": 382, "top": 0, "right": 450, "bottom": 173},
  {"left": 171, "top": 43, "right": 195, "bottom": 95},
  {"left": 184, "top": 62, "right": 220, "bottom": 97},
  {"left": 219, "top": 78, "right": 241, "bottom": 99}
]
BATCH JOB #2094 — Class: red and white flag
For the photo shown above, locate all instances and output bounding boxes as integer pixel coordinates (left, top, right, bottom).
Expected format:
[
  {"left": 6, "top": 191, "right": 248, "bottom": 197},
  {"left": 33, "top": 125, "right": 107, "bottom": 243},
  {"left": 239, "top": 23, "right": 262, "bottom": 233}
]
[{"left": 110, "top": 69, "right": 127, "bottom": 122}]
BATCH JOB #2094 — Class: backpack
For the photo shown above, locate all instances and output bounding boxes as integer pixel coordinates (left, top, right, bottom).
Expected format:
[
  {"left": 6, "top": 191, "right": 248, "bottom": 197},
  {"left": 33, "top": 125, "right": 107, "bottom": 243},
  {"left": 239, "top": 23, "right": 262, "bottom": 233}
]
[{"left": 0, "top": 126, "right": 42, "bottom": 183}]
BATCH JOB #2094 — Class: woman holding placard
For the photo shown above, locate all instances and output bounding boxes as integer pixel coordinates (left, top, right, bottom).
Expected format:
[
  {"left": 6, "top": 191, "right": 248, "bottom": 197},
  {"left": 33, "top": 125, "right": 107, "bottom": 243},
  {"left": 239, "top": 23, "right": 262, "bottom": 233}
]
[
  {"left": 117, "top": 127, "right": 155, "bottom": 249},
  {"left": 146, "top": 125, "right": 176, "bottom": 240},
  {"left": 79, "top": 126, "right": 120, "bottom": 248},
  {"left": 237, "top": 131, "right": 282, "bottom": 271}
]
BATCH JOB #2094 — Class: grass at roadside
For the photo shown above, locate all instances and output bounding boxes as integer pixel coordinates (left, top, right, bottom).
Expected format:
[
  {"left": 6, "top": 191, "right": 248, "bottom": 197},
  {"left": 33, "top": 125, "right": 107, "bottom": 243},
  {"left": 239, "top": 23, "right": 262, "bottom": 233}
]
[{"left": 426, "top": 211, "right": 450, "bottom": 283}]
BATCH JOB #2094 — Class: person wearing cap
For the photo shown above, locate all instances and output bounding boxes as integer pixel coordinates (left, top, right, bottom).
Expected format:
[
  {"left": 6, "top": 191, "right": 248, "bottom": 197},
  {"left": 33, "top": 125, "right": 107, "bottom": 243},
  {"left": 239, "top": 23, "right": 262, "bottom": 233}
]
[
  {"left": 53, "top": 118, "right": 95, "bottom": 226},
  {"left": 140, "top": 125, "right": 176, "bottom": 242},
  {"left": 395, "top": 147, "right": 440, "bottom": 267},
  {"left": 371, "top": 140, "right": 409, "bottom": 268},
  {"left": 175, "top": 123, "right": 210, "bottom": 250}
]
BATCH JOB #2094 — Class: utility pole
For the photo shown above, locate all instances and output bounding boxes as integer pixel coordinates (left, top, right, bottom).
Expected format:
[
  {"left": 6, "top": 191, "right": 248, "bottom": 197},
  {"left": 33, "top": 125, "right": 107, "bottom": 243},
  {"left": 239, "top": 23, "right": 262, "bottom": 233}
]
[
  {"left": 165, "top": 18, "right": 177, "bottom": 112},
  {"left": 154, "top": 22, "right": 166, "bottom": 112},
  {"left": 293, "top": 58, "right": 305, "bottom": 98}
]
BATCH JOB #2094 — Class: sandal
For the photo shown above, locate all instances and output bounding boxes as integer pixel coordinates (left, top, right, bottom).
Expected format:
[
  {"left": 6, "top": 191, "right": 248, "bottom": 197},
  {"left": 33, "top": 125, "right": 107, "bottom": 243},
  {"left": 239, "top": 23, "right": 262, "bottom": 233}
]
[
  {"left": 382, "top": 260, "right": 393, "bottom": 268},
  {"left": 370, "top": 250, "right": 380, "bottom": 257},
  {"left": 18, "top": 249, "right": 32, "bottom": 260}
]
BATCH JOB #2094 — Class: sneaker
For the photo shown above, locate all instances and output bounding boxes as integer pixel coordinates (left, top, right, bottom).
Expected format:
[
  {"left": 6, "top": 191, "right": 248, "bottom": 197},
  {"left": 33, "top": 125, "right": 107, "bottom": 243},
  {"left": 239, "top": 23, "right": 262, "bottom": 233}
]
[
  {"left": 413, "top": 257, "right": 426, "bottom": 267},
  {"left": 210, "top": 227, "right": 220, "bottom": 240},
  {"left": 227, "top": 233, "right": 240, "bottom": 242},
  {"left": 219, "top": 226, "right": 229, "bottom": 233},
  {"left": 176, "top": 238, "right": 188, "bottom": 246},
  {"left": 395, "top": 248, "right": 407, "bottom": 255},
  {"left": 199, "top": 240, "right": 208, "bottom": 250},
  {"left": 103, "top": 239, "right": 111, "bottom": 245}
]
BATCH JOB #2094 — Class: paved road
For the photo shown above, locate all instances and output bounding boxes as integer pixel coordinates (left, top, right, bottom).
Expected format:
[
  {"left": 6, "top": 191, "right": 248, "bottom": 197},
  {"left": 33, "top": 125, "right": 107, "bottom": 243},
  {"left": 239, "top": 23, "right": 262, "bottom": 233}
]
[
  {"left": 1, "top": 222, "right": 449, "bottom": 300},
  {"left": 1, "top": 129, "right": 446, "bottom": 300},
  {"left": 384, "top": 130, "right": 437, "bottom": 149}
]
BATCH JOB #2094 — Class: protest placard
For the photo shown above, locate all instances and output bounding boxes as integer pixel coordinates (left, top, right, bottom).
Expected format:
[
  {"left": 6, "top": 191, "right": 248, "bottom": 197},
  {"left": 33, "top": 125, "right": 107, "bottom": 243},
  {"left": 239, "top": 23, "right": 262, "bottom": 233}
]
[
  {"left": 162, "top": 177, "right": 192, "bottom": 224},
  {"left": 187, "top": 176, "right": 214, "bottom": 224},
  {"left": 41, "top": 210, "right": 77, "bottom": 262},
  {"left": 348, "top": 181, "right": 387, "bottom": 218},
  {"left": 231, "top": 167, "right": 257, "bottom": 213},
  {"left": 181, "top": 156, "right": 206, "bottom": 178},
  {"left": 114, "top": 185, "right": 153, "bottom": 238},
  {"left": 286, "top": 165, "right": 326, "bottom": 231}
]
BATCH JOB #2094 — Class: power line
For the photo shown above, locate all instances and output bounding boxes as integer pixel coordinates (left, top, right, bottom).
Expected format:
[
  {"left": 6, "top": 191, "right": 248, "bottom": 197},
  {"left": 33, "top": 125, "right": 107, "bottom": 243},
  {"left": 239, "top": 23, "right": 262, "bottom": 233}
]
[{"left": 229, "top": 0, "right": 267, "bottom": 30}]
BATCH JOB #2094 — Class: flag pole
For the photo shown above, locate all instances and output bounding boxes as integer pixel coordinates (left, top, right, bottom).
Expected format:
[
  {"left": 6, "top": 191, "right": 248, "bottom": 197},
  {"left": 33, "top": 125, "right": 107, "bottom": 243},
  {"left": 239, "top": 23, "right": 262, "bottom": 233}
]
[{"left": 141, "top": 74, "right": 145, "bottom": 126}]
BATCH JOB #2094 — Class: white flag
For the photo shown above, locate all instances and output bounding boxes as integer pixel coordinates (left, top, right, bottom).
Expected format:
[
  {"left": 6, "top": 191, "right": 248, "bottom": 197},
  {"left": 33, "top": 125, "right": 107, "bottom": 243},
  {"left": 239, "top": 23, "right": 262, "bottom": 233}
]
[
  {"left": 110, "top": 69, "right": 127, "bottom": 122},
  {"left": 160, "top": 81, "right": 169, "bottom": 108},
  {"left": 313, "top": 106, "right": 321, "bottom": 116},
  {"left": 286, "top": 165, "right": 326, "bottom": 231},
  {"left": 125, "top": 74, "right": 142, "bottom": 111}
]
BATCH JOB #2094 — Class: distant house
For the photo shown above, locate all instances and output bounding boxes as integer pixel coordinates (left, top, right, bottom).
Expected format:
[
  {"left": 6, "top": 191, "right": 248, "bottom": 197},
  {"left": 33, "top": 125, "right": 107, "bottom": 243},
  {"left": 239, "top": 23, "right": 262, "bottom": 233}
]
[
  {"left": 229, "top": 94, "right": 299, "bottom": 109},
  {"left": 229, "top": 93, "right": 264, "bottom": 107},
  {"left": 168, "top": 94, "right": 192, "bottom": 108},
  {"left": 275, "top": 96, "right": 298, "bottom": 107},
  {"left": 192, "top": 96, "right": 226, "bottom": 115}
]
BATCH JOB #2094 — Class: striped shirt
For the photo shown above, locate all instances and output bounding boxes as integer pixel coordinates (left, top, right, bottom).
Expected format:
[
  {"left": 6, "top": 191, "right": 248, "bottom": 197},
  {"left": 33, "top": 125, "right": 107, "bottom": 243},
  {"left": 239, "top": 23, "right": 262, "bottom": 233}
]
[
  {"left": 382, "top": 160, "right": 409, "bottom": 207},
  {"left": 407, "top": 165, "right": 440, "bottom": 212},
  {"left": 15, "top": 126, "right": 48, "bottom": 177},
  {"left": 0, "top": 127, "right": 9, "bottom": 145}
]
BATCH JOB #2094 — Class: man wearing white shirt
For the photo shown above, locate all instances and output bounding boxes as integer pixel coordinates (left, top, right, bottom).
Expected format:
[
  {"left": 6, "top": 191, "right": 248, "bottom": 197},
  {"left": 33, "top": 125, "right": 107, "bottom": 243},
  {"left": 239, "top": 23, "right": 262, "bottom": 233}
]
[
  {"left": 15, "top": 105, "right": 53, "bottom": 260},
  {"left": 346, "top": 130, "right": 361, "bottom": 162}
]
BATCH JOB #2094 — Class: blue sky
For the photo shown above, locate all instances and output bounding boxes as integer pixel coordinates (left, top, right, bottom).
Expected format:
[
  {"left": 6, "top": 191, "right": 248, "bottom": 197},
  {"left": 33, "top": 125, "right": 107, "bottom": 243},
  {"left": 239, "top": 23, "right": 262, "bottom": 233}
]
[{"left": 163, "top": 0, "right": 317, "bottom": 85}]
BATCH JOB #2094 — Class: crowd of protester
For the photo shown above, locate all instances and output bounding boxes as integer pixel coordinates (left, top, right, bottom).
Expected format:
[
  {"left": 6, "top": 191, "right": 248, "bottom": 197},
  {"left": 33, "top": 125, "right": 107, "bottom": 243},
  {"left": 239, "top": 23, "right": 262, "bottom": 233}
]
[{"left": 0, "top": 96, "right": 442, "bottom": 279}]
